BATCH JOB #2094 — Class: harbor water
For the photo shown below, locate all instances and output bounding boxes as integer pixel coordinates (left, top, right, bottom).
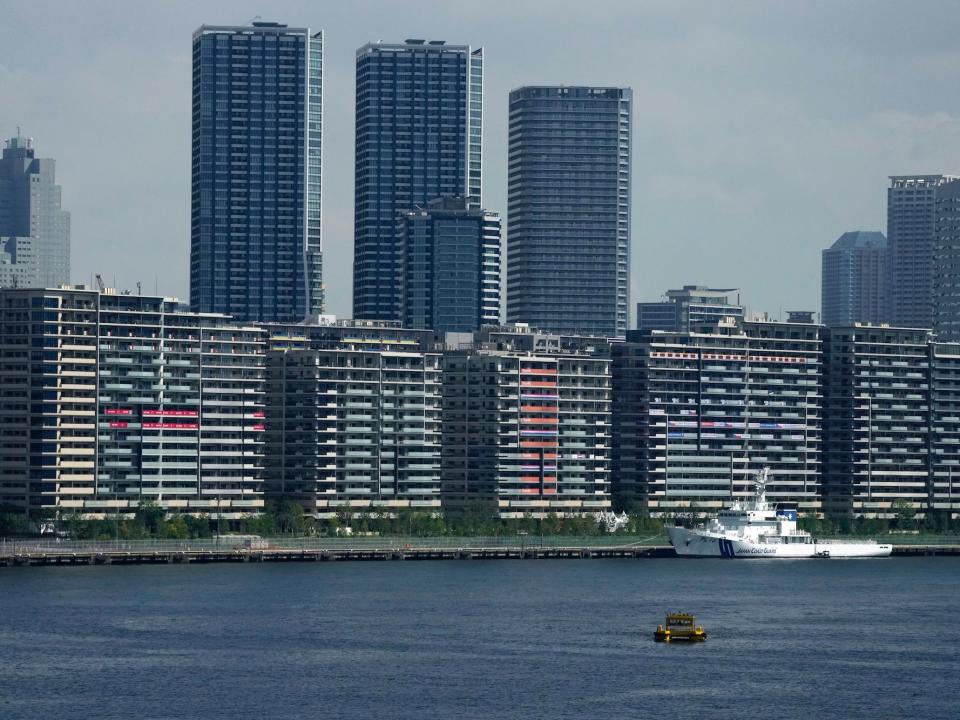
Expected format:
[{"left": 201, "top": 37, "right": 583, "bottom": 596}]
[{"left": 1, "top": 558, "right": 958, "bottom": 719}]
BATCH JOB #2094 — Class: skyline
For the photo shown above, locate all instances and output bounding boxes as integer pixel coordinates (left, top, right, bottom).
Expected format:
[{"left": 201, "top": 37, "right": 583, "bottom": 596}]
[{"left": 5, "top": 1, "right": 960, "bottom": 321}]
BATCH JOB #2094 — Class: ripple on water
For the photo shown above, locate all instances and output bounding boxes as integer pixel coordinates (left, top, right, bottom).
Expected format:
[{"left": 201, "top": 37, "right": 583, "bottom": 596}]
[{"left": 0, "top": 558, "right": 958, "bottom": 720}]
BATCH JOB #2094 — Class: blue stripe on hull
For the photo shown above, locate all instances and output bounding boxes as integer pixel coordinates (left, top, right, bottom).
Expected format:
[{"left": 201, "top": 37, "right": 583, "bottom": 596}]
[{"left": 717, "top": 538, "right": 736, "bottom": 557}]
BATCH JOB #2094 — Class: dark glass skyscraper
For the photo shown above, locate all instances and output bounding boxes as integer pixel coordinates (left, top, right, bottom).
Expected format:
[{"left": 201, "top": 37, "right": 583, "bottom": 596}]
[
  {"left": 397, "top": 197, "right": 500, "bottom": 333},
  {"left": 506, "top": 86, "right": 632, "bottom": 337},
  {"left": 191, "top": 22, "right": 323, "bottom": 322},
  {"left": 821, "top": 231, "right": 888, "bottom": 327},
  {"left": 353, "top": 39, "right": 483, "bottom": 321}
]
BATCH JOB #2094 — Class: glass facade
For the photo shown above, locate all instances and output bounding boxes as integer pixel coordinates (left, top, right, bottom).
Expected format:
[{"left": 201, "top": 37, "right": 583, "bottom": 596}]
[
  {"left": 506, "top": 86, "right": 631, "bottom": 338},
  {"left": 0, "top": 135, "right": 70, "bottom": 289},
  {"left": 397, "top": 197, "right": 500, "bottom": 333},
  {"left": 821, "top": 231, "right": 888, "bottom": 327},
  {"left": 636, "top": 302, "right": 680, "bottom": 333},
  {"left": 353, "top": 40, "right": 482, "bottom": 321},
  {"left": 190, "top": 22, "right": 323, "bottom": 323}
]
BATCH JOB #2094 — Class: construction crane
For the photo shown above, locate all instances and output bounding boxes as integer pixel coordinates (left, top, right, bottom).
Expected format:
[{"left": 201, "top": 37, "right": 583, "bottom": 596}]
[{"left": 95, "top": 274, "right": 105, "bottom": 293}]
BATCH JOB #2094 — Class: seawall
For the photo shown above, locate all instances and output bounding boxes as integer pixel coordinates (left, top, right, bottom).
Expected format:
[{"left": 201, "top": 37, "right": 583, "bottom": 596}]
[{"left": 2, "top": 541, "right": 958, "bottom": 567}]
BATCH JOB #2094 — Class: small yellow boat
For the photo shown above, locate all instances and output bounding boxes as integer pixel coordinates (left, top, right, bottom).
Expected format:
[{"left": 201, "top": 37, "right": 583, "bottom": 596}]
[{"left": 654, "top": 612, "right": 707, "bottom": 642}]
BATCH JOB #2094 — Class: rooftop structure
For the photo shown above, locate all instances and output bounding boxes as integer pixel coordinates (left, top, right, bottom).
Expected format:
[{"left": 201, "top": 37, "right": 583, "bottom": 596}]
[{"left": 637, "top": 286, "right": 744, "bottom": 333}]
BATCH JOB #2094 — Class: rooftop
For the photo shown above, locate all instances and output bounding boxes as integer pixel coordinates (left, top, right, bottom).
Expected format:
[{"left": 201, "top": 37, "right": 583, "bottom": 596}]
[{"left": 829, "top": 231, "right": 887, "bottom": 251}]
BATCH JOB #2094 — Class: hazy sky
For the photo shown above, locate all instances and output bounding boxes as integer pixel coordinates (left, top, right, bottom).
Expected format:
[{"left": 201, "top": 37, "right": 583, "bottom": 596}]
[{"left": 4, "top": 0, "right": 960, "bottom": 320}]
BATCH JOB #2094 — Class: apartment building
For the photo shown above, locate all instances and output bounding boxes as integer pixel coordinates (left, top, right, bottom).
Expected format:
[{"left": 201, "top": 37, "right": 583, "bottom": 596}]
[
  {"left": 263, "top": 319, "right": 442, "bottom": 517},
  {"left": 441, "top": 341, "right": 612, "bottom": 518},
  {"left": 0, "top": 287, "right": 265, "bottom": 518},
  {"left": 823, "top": 325, "right": 932, "bottom": 518},
  {"left": 613, "top": 318, "right": 823, "bottom": 515}
]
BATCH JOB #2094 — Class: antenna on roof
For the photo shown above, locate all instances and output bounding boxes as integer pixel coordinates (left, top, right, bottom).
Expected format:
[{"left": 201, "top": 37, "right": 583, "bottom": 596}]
[{"left": 248, "top": 15, "right": 262, "bottom": 25}]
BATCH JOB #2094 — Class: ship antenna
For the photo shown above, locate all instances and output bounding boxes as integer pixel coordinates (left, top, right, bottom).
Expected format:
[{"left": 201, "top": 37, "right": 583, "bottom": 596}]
[{"left": 754, "top": 467, "right": 768, "bottom": 506}]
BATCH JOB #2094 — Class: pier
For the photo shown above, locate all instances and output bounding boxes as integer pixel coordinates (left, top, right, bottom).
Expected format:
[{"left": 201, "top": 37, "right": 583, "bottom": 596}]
[
  {"left": 1, "top": 536, "right": 959, "bottom": 567},
  {"left": 0, "top": 545, "right": 674, "bottom": 567},
  {"left": 0, "top": 535, "right": 672, "bottom": 567}
]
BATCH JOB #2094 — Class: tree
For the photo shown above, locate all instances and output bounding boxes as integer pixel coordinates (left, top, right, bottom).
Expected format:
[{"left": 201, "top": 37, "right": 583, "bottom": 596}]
[
  {"left": 162, "top": 515, "right": 190, "bottom": 539},
  {"left": 136, "top": 500, "right": 165, "bottom": 535},
  {"left": 336, "top": 509, "right": 354, "bottom": 532},
  {"left": 893, "top": 499, "right": 916, "bottom": 531},
  {"left": 183, "top": 514, "right": 213, "bottom": 538},
  {"left": 323, "top": 515, "right": 342, "bottom": 536},
  {"left": 271, "top": 500, "right": 307, "bottom": 535},
  {"left": 628, "top": 511, "right": 662, "bottom": 535},
  {"left": 0, "top": 506, "right": 29, "bottom": 536},
  {"left": 540, "top": 513, "right": 562, "bottom": 536},
  {"left": 834, "top": 514, "right": 852, "bottom": 535}
]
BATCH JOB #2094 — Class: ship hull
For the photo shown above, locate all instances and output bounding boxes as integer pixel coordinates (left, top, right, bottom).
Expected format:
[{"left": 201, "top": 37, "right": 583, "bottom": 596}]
[{"left": 668, "top": 527, "right": 892, "bottom": 558}]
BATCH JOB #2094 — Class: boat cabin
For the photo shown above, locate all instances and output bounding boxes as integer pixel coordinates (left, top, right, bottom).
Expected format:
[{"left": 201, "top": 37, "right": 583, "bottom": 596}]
[{"left": 654, "top": 612, "right": 707, "bottom": 642}]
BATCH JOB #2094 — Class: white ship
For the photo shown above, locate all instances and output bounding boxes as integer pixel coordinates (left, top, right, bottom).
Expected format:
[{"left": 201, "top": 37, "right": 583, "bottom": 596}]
[{"left": 667, "top": 468, "right": 892, "bottom": 558}]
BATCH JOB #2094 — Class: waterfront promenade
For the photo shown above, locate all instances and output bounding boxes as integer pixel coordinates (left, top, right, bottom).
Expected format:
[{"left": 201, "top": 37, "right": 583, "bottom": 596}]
[{"left": 3, "top": 534, "right": 959, "bottom": 567}]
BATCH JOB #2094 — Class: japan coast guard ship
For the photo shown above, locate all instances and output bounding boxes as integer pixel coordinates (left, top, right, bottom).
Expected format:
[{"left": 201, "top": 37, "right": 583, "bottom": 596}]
[{"left": 667, "top": 468, "right": 892, "bottom": 559}]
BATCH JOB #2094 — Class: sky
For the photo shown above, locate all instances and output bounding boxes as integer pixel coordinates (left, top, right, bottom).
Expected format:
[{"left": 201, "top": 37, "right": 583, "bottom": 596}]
[{"left": 4, "top": 0, "right": 960, "bottom": 321}]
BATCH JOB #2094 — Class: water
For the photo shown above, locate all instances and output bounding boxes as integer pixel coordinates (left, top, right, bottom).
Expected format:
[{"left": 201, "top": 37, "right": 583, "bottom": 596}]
[{"left": 1, "top": 558, "right": 958, "bottom": 720}]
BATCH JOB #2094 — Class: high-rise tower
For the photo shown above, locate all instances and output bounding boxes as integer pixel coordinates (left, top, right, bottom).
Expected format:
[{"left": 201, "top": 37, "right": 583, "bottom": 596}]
[
  {"left": 0, "top": 134, "right": 70, "bottom": 288},
  {"left": 506, "top": 86, "right": 632, "bottom": 337},
  {"left": 821, "top": 231, "right": 888, "bottom": 327},
  {"left": 397, "top": 197, "right": 500, "bottom": 333},
  {"left": 933, "top": 179, "right": 960, "bottom": 341},
  {"left": 190, "top": 22, "right": 323, "bottom": 322},
  {"left": 353, "top": 39, "right": 483, "bottom": 321},
  {"left": 887, "top": 175, "right": 957, "bottom": 328}
]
